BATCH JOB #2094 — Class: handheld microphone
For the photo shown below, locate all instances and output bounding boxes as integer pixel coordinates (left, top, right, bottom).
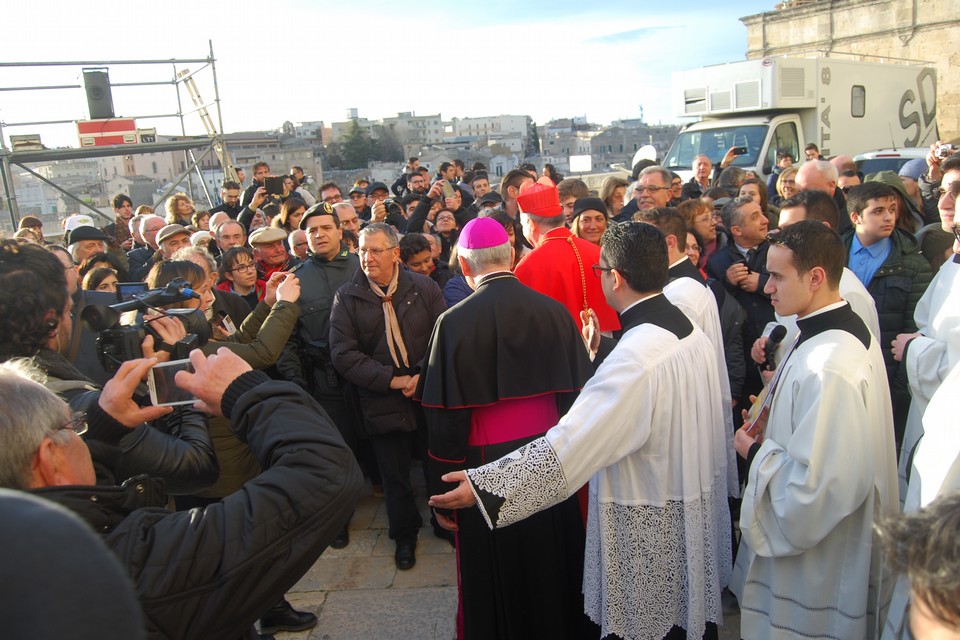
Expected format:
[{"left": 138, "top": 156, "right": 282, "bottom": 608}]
[{"left": 762, "top": 325, "right": 788, "bottom": 372}]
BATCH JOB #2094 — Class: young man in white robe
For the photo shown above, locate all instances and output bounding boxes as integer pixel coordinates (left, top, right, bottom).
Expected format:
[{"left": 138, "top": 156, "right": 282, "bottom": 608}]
[
  {"left": 431, "top": 222, "right": 732, "bottom": 640},
  {"left": 731, "top": 220, "right": 899, "bottom": 639}
]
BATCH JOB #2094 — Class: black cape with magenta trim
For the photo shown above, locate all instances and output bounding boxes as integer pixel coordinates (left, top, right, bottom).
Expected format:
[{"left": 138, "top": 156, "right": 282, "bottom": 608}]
[{"left": 416, "top": 273, "right": 593, "bottom": 410}]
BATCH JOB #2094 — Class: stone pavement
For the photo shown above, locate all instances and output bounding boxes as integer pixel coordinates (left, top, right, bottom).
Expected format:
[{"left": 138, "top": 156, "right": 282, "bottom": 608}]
[{"left": 272, "top": 464, "right": 742, "bottom": 640}]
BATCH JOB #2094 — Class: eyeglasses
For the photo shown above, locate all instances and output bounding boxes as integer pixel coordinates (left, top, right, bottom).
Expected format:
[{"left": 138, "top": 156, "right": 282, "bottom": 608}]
[
  {"left": 937, "top": 182, "right": 960, "bottom": 199},
  {"left": 56, "top": 412, "right": 88, "bottom": 436},
  {"left": 685, "top": 244, "right": 702, "bottom": 253},
  {"left": 592, "top": 264, "right": 615, "bottom": 278},
  {"left": 636, "top": 186, "right": 669, "bottom": 193},
  {"left": 359, "top": 246, "right": 397, "bottom": 256},
  {"left": 231, "top": 262, "right": 257, "bottom": 273}
]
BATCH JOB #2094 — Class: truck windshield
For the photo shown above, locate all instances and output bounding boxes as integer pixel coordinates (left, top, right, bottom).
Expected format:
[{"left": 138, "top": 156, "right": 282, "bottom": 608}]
[{"left": 663, "top": 125, "right": 768, "bottom": 171}]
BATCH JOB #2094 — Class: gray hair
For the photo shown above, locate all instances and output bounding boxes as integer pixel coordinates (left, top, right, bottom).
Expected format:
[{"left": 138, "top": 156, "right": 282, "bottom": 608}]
[
  {"left": 458, "top": 243, "right": 512, "bottom": 274},
  {"left": 639, "top": 165, "right": 672, "bottom": 186},
  {"left": 0, "top": 360, "right": 70, "bottom": 490},
  {"left": 171, "top": 246, "right": 216, "bottom": 276},
  {"left": 138, "top": 214, "right": 164, "bottom": 237},
  {"left": 359, "top": 222, "right": 399, "bottom": 246},
  {"left": 721, "top": 196, "right": 757, "bottom": 231},
  {"left": 332, "top": 202, "right": 356, "bottom": 216},
  {"left": 810, "top": 159, "right": 839, "bottom": 182},
  {"left": 718, "top": 167, "right": 746, "bottom": 190},
  {"left": 128, "top": 214, "right": 144, "bottom": 236}
]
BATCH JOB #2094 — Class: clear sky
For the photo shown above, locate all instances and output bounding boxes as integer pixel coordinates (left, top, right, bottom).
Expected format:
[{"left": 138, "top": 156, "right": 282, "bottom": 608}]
[{"left": 0, "top": 0, "right": 778, "bottom": 148}]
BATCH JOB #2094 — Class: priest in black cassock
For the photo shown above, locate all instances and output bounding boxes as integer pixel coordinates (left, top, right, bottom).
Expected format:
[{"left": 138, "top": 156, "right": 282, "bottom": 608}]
[{"left": 416, "top": 217, "right": 595, "bottom": 639}]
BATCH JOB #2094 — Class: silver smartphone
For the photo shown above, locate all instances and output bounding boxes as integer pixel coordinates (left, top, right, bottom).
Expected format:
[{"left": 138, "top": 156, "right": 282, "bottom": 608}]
[{"left": 147, "top": 358, "right": 196, "bottom": 407}]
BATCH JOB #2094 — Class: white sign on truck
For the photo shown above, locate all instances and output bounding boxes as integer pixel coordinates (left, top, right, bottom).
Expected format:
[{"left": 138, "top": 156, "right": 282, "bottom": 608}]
[{"left": 663, "top": 54, "right": 938, "bottom": 181}]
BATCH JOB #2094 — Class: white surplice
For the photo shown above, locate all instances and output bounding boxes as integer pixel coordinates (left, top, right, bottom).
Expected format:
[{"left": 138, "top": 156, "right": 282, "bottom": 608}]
[
  {"left": 465, "top": 314, "right": 731, "bottom": 640},
  {"left": 898, "top": 257, "right": 960, "bottom": 502}
]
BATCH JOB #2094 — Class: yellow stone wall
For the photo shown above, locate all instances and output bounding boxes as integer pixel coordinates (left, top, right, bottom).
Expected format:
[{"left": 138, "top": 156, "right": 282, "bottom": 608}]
[{"left": 742, "top": 0, "right": 960, "bottom": 143}]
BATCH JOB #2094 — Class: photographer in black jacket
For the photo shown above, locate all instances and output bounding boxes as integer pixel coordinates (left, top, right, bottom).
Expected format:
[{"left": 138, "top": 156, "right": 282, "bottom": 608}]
[{"left": 0, "top": 346, "right": 362, "bottom": 639}]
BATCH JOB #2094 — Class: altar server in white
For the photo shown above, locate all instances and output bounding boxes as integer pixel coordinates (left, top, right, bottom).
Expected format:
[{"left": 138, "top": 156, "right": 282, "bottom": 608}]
[{"left": 732, "top": 220, "right": 898, "bottom": 639}]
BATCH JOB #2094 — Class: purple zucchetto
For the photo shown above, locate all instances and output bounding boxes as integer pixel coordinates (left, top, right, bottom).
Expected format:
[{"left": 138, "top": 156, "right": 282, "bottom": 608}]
[{"left": 458, "top": 217, "right": 509, "bottom": 249}]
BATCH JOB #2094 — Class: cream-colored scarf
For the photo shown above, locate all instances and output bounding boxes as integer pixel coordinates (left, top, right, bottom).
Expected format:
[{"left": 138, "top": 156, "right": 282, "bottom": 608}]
[{"left": 367, "top": 266, "right": 409, "bottom": 369}]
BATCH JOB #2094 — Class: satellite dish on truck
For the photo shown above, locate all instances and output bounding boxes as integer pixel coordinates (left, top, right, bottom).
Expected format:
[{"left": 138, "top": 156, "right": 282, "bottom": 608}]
[{"left": 632, "top": 145, "right": 658, "bottom": 169}]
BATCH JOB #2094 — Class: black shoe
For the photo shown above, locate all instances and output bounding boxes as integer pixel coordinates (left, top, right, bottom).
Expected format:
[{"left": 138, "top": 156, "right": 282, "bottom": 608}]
[
  {"left": 331, "top": 525, "right": 350, "bottom": 549},
  {"left": 395, "top": 538, "right": 417, "bottom": 570},
  {"left": 259, "top": 598, "right": 318, "bottom": 635}
]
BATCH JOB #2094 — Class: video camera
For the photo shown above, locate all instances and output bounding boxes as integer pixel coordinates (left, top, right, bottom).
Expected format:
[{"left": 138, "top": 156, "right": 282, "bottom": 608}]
[{"left": 81, "top": 278, "right": 211, "bottom": 373}]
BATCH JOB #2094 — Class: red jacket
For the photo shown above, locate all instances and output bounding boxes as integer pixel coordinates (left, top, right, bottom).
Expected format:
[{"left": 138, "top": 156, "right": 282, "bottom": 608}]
[{"left": 515, "top": 227, "right": 620, "bottom": 332}]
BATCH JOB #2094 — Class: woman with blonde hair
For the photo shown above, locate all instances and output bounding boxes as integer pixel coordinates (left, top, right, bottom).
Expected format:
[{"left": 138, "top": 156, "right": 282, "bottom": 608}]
[{"left": 774, "top": 166, "right": 799, "bottom": 206}]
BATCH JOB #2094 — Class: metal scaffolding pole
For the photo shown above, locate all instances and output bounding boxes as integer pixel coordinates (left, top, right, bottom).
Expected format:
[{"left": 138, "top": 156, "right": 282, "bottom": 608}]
[
  {"left": 13, "top": 163, "right": 113, "bottom": 223},
  {"left": 153, "top": 142, "right": 216, "bottom": 210}
]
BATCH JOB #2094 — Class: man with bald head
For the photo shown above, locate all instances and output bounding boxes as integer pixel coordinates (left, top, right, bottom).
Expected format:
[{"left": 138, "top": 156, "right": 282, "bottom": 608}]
[
  {"left": 830, "top": 154, "right": 857, "bottom": 176},
  {"left": 797, "top": 160, "right": 850, "bottom": 232}
]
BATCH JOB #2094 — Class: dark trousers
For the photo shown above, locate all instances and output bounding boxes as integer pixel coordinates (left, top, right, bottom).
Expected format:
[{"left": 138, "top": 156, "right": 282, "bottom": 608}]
[{"left": 369, "top": 430, "right": 422, "bottom": 541}]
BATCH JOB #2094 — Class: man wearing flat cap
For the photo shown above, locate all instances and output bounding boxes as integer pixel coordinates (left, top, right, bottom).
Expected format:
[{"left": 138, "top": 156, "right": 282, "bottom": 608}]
[
  {"left": 417, "top": 217, "right": 595, "bottom": 638},
  {"left": 250, "top": 226, "right": 299, "bottom": 280},
  {"left": 156, "top": 224, "right": 192, "bottom": 261},
  {"left": 514, "top": 181, "right": 620, "bottom": 334}
]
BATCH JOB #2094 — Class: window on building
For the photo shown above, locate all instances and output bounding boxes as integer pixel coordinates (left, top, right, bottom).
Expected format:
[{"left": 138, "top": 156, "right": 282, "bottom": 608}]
[{"left": 151, "top": 161, "right": 158, "bottom": 174}]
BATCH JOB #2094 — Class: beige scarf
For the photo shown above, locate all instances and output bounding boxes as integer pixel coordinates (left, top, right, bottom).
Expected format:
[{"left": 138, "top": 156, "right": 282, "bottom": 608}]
[{"left": 367, "top": 266, "right": 409, "bottom": 369}]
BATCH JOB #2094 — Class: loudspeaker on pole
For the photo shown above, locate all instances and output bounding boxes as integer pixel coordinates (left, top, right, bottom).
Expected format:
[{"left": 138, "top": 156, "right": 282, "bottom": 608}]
[{"left": 83, "top": 69, "right": 115, "bottom": 120}]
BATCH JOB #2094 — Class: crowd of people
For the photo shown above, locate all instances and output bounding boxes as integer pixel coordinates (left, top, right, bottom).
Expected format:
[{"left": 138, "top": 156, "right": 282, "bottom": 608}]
[{"left": 2, "top": 142, "right": 960, "bottom": 640}]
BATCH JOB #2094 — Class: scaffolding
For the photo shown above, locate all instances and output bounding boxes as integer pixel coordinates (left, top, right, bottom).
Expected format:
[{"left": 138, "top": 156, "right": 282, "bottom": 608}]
[{"left": 0, "top": 41, "right": 235, "bottom": 230}]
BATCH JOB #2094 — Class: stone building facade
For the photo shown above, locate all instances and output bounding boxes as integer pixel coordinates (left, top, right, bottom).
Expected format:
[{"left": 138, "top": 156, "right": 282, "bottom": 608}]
[{"left": 741, "top": 0, "right": 959, "bottom": 142}]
